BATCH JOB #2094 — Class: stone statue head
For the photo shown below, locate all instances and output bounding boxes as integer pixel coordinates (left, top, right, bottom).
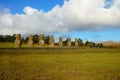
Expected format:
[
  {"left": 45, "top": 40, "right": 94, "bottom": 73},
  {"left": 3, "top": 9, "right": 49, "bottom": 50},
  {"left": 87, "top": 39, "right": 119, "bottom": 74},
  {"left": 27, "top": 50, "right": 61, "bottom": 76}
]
[
  {"left": 50, "top": 35, "right": 54, "bottom": 41},
  {"left": 75, "top": 38, "right": 78, "bottom": 41},
  {"left": 67, "top": 37, "right": 71, "bottom": 42},
  {"left": 29, "top": 35, "right": 33, "bottom": 40},
  {"left": 40, "top": 34, "right": 44, "bottom": 40},
  {"left": 15, "top": 34, "right": 21, "bottom": 40},
  {"left": 59, "top": 36, "right": 62, "bottom": 41}
]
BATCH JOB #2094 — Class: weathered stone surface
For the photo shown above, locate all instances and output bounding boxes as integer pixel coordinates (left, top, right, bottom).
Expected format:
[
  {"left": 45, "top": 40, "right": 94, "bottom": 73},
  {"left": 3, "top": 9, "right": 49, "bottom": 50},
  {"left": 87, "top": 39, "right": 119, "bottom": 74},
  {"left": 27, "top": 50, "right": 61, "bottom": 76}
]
[
  {"left": 75, "top": 38, "right": 78, "bottom": 47},
  {"left": 67, "top": 37, "right": 71, "bottom": 48},
  {"left": 58, "top": 36, "right": 63, "bottom": 48},
  {"left": 28, "top": 35, "right": 34, "bottom": 48},
  {"left": 49, "top": 35, "right": 54, "bottom": 48},
  {"left": 15, "top": 34, "right": 21, "bottom": 48},
  {"left": 39, "top": 34, "right": 45, "bottom": 48}
]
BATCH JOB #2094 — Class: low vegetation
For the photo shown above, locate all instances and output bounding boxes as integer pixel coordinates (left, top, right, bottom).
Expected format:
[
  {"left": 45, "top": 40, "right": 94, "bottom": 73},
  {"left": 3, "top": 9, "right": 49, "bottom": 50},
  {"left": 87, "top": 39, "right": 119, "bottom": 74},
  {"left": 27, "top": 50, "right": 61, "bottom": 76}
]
[{"left": 0, "top": 48, "right": 120, "bottom": 80}]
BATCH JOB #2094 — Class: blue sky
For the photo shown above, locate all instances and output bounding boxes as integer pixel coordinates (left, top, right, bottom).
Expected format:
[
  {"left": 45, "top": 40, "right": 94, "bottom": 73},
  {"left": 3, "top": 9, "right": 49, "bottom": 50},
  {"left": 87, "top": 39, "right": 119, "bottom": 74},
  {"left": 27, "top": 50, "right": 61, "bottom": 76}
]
[
  {"left": 0, "top": 0, "right": 120, "bottom": 42},
  {"left": 0, "top": 0, "right": 64, "bottom": 13}
]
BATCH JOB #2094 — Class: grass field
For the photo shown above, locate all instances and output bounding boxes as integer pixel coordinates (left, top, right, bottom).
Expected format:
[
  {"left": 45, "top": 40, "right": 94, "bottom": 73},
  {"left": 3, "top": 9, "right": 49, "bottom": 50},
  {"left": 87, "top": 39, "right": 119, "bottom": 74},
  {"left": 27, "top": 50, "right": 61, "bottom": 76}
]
[
  {"left": 0, "top": 42, "right": 41, "bottom": 48},
  {"left": 0, "top": 42, "right": 63, "bottom": 48},
  {"left": 0, "top": 48, "right": 120, "bottom": 80}
]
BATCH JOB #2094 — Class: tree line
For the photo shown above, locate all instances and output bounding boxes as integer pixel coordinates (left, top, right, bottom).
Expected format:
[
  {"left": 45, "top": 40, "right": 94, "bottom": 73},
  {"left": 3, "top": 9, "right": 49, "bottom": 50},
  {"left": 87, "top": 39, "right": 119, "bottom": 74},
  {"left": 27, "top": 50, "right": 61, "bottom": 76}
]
[{"left": 0, "top": 34, "right": 103, "bottom": 48}]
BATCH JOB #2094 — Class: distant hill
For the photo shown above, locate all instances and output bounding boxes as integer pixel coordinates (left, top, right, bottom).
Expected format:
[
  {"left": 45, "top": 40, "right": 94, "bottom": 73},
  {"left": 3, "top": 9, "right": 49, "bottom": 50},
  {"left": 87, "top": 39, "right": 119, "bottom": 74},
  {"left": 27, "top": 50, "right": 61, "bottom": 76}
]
[{"left": 101, "top": 41, "right": 120, "bottom": 47}]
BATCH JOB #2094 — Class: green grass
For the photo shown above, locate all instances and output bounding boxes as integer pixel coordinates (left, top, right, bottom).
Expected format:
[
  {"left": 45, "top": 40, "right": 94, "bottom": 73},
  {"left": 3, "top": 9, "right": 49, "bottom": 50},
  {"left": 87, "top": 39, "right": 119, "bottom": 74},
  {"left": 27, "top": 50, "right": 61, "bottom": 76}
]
[
  {"left": 0, "top": 42, "right": 40, "bottom": 48},
  {"left": 0, "top": 49, "right": 120, "bottom": 80},
  {"left": 0, "top": 42, "right": 62, "bottom": 48},
  {"left": 0, "top": 42, "right": 14, "bottom": 48}
]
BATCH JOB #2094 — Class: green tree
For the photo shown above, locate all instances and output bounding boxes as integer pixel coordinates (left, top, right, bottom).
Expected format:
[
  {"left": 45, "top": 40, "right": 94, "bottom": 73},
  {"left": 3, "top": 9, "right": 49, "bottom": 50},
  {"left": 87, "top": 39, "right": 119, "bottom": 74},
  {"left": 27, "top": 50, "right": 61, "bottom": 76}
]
[
  {"left": 71, "top": 41, "right": 75, "bottom": 46},
  {"left": 33, "top": 34, "right": 39, "bottom": 43},
  {"left": 85, "top": 41, "right": 95, "bottom": 47},
  {"left": 98, "top": 43, "right": 103, "bottom": 48},
  {"left": 63, "top": 40, "right": 67, "bottom": 46},
  {"left": 45, "top": 35, "right": 50, "bottom": 44},
  {"left": 0, "top": 34, "right": 15, "bottom": 42},
  {"left": 78, "top": 38, "right": 83, "bottom": 47},
  {"left": 25, "top": 36, "right": 29, "bottom": 43}
]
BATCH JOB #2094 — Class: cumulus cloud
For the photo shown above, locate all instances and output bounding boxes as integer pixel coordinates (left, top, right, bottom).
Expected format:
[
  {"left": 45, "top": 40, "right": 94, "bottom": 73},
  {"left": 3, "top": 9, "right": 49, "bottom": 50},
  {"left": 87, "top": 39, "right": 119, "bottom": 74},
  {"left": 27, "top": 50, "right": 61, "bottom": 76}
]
[{"left": 0, "top": 0, "right": 120, "bottom": 35}]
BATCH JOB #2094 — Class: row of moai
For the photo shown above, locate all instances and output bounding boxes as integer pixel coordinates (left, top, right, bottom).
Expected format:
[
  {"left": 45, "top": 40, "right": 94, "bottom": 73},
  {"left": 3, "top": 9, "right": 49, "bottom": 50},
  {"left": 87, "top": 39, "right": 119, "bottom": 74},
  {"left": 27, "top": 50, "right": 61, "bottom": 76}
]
[{"left": 15, "top": 34, "right": 79, "bottom": 48}]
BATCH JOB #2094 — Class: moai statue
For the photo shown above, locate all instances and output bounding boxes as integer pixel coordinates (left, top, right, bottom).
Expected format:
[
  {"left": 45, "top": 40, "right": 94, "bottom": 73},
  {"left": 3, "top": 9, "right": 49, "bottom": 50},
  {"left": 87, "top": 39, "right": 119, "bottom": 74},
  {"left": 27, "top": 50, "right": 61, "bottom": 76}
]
[
  {"left": 28, "top": 35, "right": 34, "bottom": 48},
  {"left": 49, "top": 35, "right": 54, "bottom": 48},
  {"left": 67, "top": 37, "right": 71, "bottom": 48},
  {"left": 15, "top": 34, "right": 21, "bottom": 48},
  {"left": 75, "top": 38, "right": 78, "bottom": 48},
  {"left": 39, "top": 34, "right": 45, "bottom": 48},
  {"left": 58, "top": 36, "right": 63, "bottom": 48}
]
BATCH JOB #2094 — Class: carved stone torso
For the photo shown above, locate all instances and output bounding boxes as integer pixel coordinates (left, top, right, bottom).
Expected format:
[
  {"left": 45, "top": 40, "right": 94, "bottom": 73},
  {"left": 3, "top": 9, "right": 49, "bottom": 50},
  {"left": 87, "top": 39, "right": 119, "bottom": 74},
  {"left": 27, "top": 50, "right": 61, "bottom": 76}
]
[
  {"left": 50, "top": 35, "right": 54, "bottom": 48},
  {"left": 39, "top": 34, "right": 45, "bottom": 48},
  {"left": 28, "top": 35, "right": 34, "bottom": 48},
  {"left": 67, "top": 38, "right": 71, "bottom": 48},
  {"left": 58, "top": 37, "right": 63, "bottom": 48},
  {"left": 75, "top": 38, "right": 78, "bottom": 47},
  {"left": 15, "top": 34, "right": 21, "bottom": 48}
]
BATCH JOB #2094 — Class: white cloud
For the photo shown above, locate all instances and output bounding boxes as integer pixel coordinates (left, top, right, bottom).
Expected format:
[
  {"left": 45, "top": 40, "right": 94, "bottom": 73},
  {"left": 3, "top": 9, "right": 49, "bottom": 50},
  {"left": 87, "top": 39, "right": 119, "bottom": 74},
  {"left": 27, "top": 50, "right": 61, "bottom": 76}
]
[{"left": 0, "top": 0, "right": 120, "bottom": 35}]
